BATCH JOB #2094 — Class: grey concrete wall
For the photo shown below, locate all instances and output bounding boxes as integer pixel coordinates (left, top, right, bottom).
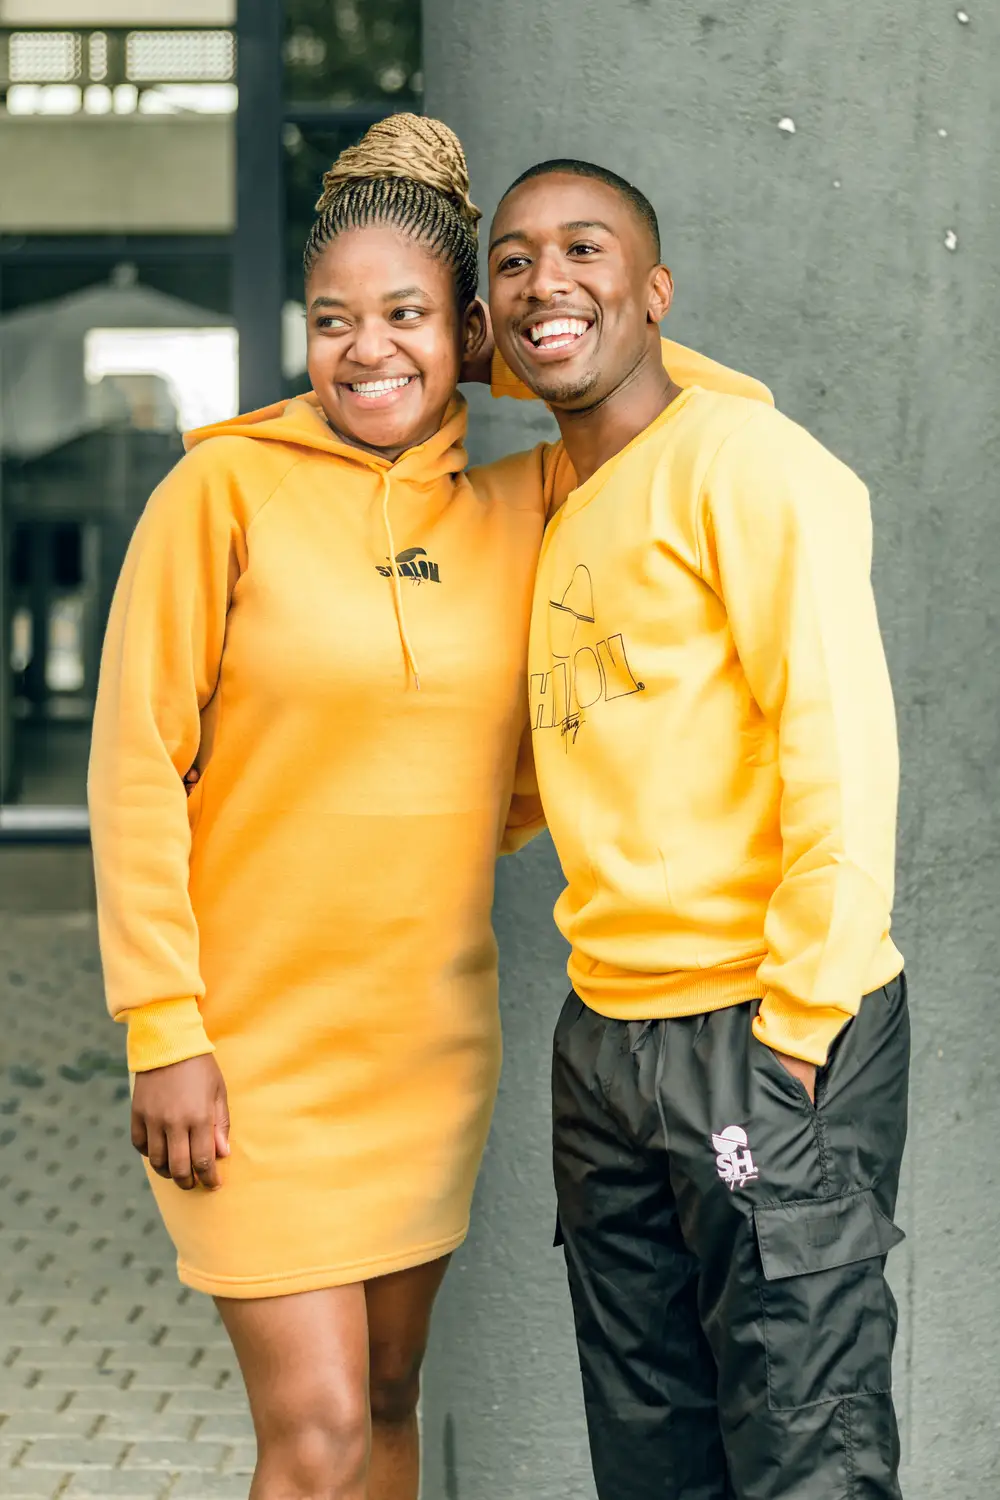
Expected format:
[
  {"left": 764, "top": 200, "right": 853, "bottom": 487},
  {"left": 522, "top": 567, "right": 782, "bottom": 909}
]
[{"left": 422, "top": 3, "right": 1000, "bottom": 1498}]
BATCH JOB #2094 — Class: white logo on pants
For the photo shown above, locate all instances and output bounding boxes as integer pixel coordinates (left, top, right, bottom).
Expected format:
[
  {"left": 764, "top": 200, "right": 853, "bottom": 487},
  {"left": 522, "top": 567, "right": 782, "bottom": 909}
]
[{"left": 712, "top": 1125, "right": 759, "bottom": 1190}]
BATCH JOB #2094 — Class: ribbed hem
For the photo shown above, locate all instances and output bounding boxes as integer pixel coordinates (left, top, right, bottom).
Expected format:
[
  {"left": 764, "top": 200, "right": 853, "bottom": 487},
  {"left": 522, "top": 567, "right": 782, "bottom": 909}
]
[
  {"left": 571, "top": 959, "right": 763, "bottom": 1022},
  {"left": 572, "top": 942, "right": 905, "bottom": 1066},
  {"left": 490, "top": 347, "right": 532, "bottom": 401},
  {"left": 175, "top": 1226, "right": 468, "bottom": 1300},
  {"left": 123, "top": 998, "right": 214, "bottom": 1073}
]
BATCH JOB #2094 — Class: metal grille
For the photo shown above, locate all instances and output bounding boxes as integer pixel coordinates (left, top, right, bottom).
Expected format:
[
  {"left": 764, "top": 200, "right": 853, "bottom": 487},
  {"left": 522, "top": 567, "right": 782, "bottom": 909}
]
[
  {"left": 125, "top": 29, "right": 235, "bottom": 83},
  {"left": 9, "top": 30, "right": 82, "bottom": 82}
]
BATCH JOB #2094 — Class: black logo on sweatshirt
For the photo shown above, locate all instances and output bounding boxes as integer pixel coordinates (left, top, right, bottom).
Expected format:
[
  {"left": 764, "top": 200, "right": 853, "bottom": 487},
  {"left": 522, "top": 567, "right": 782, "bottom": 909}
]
[
  {"left": 530, "top": 564, "right": 644, "bottom": 745},
  {"left": 376, "top": 547, "right": 441, "bottom": 584}
]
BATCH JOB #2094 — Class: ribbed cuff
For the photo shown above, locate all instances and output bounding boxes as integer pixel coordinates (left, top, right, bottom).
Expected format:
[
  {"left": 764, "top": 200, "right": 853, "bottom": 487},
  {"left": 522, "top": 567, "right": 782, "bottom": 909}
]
[
  {"left": 752, "top": 993, "right": 854, "bottom": 1067},
  {"left": 123, "top": 998, "right": 215, "bottom": 1074},
  {"left": 490, "top": 347, "right": 534, "bottom": 401}
]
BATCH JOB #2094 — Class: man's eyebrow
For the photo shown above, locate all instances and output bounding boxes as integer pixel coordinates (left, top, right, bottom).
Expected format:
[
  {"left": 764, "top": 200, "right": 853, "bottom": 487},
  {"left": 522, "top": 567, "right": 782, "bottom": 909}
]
[
  {"left": 489, "top": 219, "right": 619, "bottom": 254},
  {"left": 309, "top": 295, "right": 346, "bottom": 311},
  {"left": 563, "top": 219, "right": 617, "bottom": 237},
  {"left": 489, "top": 230, "right": 525, "bottom": 254}
]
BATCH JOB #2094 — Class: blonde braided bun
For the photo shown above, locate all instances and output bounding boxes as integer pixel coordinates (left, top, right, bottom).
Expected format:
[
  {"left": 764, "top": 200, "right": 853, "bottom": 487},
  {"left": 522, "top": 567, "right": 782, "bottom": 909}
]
[
  {"left": 315, "top": 113, "right": 481, "bottom": 230},
  {"left": 303, "top": 113, "right": 481, "bottom": 308}
]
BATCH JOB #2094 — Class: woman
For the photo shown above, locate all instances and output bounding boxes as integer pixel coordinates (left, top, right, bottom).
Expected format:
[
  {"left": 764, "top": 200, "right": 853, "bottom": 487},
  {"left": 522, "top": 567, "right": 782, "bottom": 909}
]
[
  {"left": 90, "top": 114, "right": 763, "bottom": 1500},
  {"left": 90, "top": 115, "right": 563, "bottom": 1500}
]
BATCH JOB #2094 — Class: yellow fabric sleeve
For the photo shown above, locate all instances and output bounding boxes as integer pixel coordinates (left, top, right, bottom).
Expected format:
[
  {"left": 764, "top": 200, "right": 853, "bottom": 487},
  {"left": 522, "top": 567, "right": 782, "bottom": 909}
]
[
  {"left": 88, "top": 442, "right": 253, "bottom": 1072},
  {"left": 698, "top": 413, "right": 899, "bottom": 1065},
  {"left": 499, "top": 723, "right": 546, "bottom": 854}
]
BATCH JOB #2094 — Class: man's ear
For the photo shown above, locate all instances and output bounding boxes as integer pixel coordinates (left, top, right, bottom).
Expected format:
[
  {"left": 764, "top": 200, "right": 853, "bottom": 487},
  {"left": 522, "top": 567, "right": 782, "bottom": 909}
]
[
  {"left": 647, "top": 265, "right": 674, "bottom": 324},
  {"left": 463, "top": 296, "right": 491, "bottom": 359}
]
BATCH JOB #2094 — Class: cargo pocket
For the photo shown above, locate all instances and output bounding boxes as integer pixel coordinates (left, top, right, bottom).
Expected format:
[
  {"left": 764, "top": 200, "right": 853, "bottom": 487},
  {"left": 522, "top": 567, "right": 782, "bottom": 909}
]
[{"left": 755, "top": 1189, "right": 904, "bottom": 1411}]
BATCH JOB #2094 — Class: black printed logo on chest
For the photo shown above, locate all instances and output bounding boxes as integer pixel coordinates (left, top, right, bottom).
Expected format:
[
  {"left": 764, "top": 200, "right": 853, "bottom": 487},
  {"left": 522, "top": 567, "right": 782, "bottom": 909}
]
[
  {"left": 376, "top": 547, "right": 441, "bottom": 584},
  {"left": 530, "top": 563, "right": 644, "bottom": 746}
]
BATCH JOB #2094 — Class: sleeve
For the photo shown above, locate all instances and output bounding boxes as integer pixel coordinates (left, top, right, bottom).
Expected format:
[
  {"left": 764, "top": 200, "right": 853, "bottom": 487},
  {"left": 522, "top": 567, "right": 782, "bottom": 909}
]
[
  {"left": 87, "top": 444, "right": 249, "bottom": 1074},
  {"left": 467, "top": 440, "right": 577, "bottom": 524},
  {"left": 490, "top": 345, "right": 536, "bottom": 402},
  {"left": 698, "top": 412, "right": 899, "bottom": 1066},
  {"left": 499, "top": 722, "right": 546, "bottom": 855},
  {"left": 541, "top": 442, "right": 578, "bottom": 521}
]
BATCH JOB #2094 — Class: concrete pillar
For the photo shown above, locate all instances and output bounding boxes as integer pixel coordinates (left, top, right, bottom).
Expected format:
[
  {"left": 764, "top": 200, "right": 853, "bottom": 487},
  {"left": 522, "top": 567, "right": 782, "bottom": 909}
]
[{"left": 422, "top": 4, "right": 1000, "bottom": 1499}]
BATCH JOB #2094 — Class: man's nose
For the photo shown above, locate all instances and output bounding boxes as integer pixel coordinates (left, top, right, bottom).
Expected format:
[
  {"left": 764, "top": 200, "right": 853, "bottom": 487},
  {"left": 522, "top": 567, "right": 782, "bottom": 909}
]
[{"left": 522, "top": 247, "right": 575, "bottom": 303}]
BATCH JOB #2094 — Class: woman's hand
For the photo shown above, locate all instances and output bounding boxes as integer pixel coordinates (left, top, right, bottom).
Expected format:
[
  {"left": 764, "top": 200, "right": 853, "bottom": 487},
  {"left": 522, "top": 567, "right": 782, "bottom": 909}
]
[{"left": 131, "top": 1054, "right": 231, "bottom": 1191}]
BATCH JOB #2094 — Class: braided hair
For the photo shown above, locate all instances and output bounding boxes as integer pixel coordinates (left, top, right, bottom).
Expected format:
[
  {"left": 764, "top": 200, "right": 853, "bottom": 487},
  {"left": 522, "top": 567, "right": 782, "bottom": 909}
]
[{"left": 304, "top": 114, "right": 481, "bottom": 311}]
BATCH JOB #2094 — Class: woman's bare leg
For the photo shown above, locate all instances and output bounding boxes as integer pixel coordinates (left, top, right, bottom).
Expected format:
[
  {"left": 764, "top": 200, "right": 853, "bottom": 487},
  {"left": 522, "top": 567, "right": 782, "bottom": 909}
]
[
  {"left": 217, "top": 1284, "right": 369, "bottom": 1500},
  {"left": 365, "top": 1255, "right": 451, "bottom": 1500}
]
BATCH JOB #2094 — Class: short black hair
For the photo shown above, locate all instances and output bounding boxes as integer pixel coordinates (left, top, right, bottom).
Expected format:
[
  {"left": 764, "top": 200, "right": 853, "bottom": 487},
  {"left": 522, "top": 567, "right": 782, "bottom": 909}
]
[{"left": 499, "top": 159, "right": 661, "bottom": 259}]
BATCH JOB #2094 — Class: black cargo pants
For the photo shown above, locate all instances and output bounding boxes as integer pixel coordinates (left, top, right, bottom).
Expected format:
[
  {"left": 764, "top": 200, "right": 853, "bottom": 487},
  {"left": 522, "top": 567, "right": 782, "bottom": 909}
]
[{"left": 552, "top": 975, "right": 909, "bottom": 1500}]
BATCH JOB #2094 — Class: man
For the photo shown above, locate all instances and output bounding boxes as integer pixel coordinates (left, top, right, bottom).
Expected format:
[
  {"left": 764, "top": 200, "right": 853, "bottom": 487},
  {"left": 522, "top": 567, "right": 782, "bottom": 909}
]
[{"left": 487, "top": 160, "right": 908, "bottom": 1499}]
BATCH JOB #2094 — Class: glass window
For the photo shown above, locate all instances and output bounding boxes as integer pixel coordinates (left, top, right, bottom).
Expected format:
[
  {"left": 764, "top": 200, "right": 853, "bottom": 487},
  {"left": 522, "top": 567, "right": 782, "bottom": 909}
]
[
  {"left": 0, "top": 3, "right": 421, "bottom": 828},
  {"left": 0, "top": 254, "right": 231, "bottom": 817}
]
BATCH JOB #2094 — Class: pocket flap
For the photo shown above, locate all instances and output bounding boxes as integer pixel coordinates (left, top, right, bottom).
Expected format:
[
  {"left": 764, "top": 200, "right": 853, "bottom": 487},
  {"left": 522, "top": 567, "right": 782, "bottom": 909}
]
[{"left": 755, "top": 1189, "right": 905, "bottom": 1281}]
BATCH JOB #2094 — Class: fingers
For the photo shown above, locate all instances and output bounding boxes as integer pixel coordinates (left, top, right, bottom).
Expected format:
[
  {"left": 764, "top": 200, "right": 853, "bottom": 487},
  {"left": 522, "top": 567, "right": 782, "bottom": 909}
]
[
  {"left": 130, "top": 1057, "right": 229, "bottom": 1192},
  {"left": 138, "top": 1118, "right": 224, "bottom": 1190},
  {"left": 166, "top": 1124, "right": 196, "bottom": 1191},
  {"left": 144, "top": 1122, "right": 173, "bottom": 1180},
  {"left": 190, "top": 1119, "right": 222, "bottom": 1191},
  {"left": 214, "top": 1085, "right": 231, "bottom": 1159},
  {"left": 130, "top": 1107, "right": 149, "bottom": 1158}
]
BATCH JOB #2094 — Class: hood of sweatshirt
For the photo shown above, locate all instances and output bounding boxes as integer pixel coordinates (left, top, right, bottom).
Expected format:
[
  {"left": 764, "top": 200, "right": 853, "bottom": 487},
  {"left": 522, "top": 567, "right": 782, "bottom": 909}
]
[
  {"left": 184, "top": 393, "right": 470, "bottom": 690},
  {"left": 184, "top": 389, "right": 469, "bottom": 486}
]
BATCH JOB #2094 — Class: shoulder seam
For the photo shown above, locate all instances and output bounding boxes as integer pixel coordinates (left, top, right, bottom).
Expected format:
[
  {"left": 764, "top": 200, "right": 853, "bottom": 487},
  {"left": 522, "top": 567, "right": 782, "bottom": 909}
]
[
  {"left": 245, "top": 452, "right": 315, "bottom": 535},
  {"left": 693, "top": 406, "right": 775, "bottom": 575}
]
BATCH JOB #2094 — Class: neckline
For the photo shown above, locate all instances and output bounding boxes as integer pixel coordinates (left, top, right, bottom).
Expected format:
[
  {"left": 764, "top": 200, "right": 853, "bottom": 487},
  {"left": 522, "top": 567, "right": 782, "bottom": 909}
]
[{"left": 559, "top": 386, "right": 700, "bottom": 520}]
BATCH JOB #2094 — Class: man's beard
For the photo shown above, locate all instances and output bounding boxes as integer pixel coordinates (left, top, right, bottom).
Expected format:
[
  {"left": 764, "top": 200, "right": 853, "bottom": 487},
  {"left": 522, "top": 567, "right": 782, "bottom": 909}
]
[{"left": 528, "top": 364, "right": 602, "bottom": 410}]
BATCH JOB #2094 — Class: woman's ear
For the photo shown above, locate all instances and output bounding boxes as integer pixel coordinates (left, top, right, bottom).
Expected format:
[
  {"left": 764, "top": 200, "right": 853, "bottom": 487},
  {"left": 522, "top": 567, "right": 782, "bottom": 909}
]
[
  {"left": 459, "top": 297, "right": 495, "bottom": 385},
  {"left": 647, "top": 265, "right": 674, "bottom": 324},
  {"left": 463, "top": 296, "right": 491, "bottom": 358}
]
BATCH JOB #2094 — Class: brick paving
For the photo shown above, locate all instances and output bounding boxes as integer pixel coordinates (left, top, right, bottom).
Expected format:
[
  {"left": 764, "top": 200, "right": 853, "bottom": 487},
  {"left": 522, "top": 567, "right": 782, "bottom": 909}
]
[{"left": 0, "top": 913, "right": 255, "bottom": 1500}]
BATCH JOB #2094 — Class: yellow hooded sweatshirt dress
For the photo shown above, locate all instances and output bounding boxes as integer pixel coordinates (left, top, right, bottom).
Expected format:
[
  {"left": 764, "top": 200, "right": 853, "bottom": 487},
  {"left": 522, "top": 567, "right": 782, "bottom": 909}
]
[{"left": 88, "top": 344, "right": 768, "bottom": 1298}]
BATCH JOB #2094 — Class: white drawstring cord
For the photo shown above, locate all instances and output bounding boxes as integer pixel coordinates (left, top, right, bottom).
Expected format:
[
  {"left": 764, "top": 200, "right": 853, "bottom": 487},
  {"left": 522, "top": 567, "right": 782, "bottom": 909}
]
[{"left": 380, "top": 469, "right": 421, "bottom": 691}]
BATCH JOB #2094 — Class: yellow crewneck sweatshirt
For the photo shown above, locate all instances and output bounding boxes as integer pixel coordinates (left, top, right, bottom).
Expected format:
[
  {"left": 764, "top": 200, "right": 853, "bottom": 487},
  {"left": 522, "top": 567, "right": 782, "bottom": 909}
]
[{"left": 526, "top": 385, "right": 903, "bottom": 1066}]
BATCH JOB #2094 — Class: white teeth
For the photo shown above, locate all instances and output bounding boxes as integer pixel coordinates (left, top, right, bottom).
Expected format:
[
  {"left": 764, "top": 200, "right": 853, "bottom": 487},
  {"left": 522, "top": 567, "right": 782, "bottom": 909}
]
[
  {"left": 349, "top": 376, "right": 414, "bottom": 394},
  {"left": 528, "top": 318, "right": 590, "bottom": 344}
]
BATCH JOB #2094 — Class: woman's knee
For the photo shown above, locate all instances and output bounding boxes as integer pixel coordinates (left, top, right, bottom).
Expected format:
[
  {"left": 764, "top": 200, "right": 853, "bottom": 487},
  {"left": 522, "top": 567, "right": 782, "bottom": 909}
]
[
  {"left": 368, "top": 1343, "right": 424, "bottom": 1426},
  {"left": 256, "top": 1383, "right": 369, "bottom": 1489}
]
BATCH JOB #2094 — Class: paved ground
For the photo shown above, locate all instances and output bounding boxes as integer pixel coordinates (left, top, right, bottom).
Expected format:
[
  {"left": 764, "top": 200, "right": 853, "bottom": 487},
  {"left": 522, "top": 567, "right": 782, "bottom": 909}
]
[{"left": 0, "top": 906, "right": 256, "bottom": 1500}]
